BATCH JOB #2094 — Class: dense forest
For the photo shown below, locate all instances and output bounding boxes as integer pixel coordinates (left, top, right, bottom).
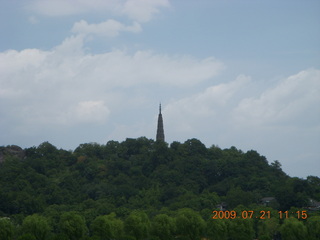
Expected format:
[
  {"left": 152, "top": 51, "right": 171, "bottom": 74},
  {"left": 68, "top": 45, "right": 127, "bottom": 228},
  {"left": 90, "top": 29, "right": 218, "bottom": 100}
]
[{"left": 0, "top": 137, "right": 319, "bottom": 240}]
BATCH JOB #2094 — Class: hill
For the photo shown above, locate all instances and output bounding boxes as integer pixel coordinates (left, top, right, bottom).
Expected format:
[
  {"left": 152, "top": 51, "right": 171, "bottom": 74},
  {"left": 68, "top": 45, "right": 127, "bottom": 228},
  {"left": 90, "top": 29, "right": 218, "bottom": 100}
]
[{"left": 0, "top": 137, "right": 319, "bottom": 240}]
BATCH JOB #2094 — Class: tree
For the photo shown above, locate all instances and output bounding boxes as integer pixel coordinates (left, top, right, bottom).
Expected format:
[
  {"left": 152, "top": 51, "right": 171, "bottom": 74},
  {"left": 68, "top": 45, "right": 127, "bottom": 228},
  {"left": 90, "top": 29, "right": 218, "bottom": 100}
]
[
  {"left": 279, "top": 218, "right": 307, "bottom": 240},
  {"left": 275, "top": 179, "right": 309, "bottom": 210},
  {"left": 21, "top": 214, "right": 50, "bottom": 240},
  {"left": 36, "top": 142, "right": 58, "bottom": 159},
  {"left": 181, "top": 139, "right": 207, "bottom": 157},
  {"left": 226, "top": 218, "right": 254, "bottom": 240},
  {"left": 91, "top": 213, "right": 124, "bottom": 240},
  {"left": 0, "top": 217, "right": 14, "bottom": 240},
  {"left": 175, "top": 208, "right": 206, "bottom": 240},
  {"left": 206, "top": 218, "right": 227, "bottom": 240},
  {"left": 124, "top": 210, "right": 150, "bottom": 240},
  {"left": 17, "top": 234, "right": 36, "bottom": 240},
  {"left": 257, "top": 218, "right": 280, "bottom": 240},
  {"left": 74, "top": 142, "right": 103, "bottom": 158},
  {"left": 306, "top": 216, "right": 320, "bottom": 240},
  {"left": 225, "top": 186, "right": 254, "bottom": 208},
  {"left": 59, "top": 212, "right": 88, "bottom": 240},
  {"left": 150, "top": 214, "right": 176, "bottom": 240}
]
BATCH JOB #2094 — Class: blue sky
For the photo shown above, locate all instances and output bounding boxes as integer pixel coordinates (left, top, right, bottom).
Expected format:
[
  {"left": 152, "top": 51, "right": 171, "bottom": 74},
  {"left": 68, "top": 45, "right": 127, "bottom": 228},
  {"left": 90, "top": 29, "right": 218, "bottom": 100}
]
[{"left": 0, "top": 0, "right": 319, "bottom": 178}]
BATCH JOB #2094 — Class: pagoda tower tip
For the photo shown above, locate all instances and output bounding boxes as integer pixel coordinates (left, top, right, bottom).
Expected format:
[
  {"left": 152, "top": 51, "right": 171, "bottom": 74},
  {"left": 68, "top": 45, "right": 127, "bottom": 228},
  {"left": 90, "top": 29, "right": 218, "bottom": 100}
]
[{"left": 156, "top": 103, "right": 165, "bottom": 141}]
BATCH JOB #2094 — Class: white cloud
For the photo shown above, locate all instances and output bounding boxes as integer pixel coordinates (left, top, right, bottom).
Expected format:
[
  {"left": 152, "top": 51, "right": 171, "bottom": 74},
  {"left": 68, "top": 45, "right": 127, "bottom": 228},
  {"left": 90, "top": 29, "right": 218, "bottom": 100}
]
[
  {"left": 28, "top": 0, "right": 170, "bottom": 22},
  {"left": 0, "top": 48, "right": 47, "bottom": 74},
  {"left": 27, "top": 0, "right": 170, "bottom": 46},
  {"left": 163, "top": 69, "right": 319, "bottom": 141},
  {"left": 28, "top": 15, "right": 38, "bottom": 24},
  {"left": 122, "top": 0, "right": 170, "bottom": 22},
  {"left": 74, "top": 101, "right": 110, "bottom": 123},
  {"left": 53, "top": 35, "right": 84, "bottom": 56},
  {"left": 28, "top": 0, "right": 120, "bottom": 17},
  {"left": 164, "top": 74, "right": 251, "bottom": 133},
  {"left": 129, "top": 52, "right": 224, "bottom": 86},
  {"left": 0, "top": 35, "right": 223, "bottom": 137},
  {"left": 233, "top": 69, "right": 320, "bottom": 127},
  {"left": 1, "top": 34, "right": 319, "bottom": 178},
  {"left": 3, "top": 0, "right": 318, "bottom": 178},
  {"left": 72, "top": 19, "right": 142, "bottom": 37}
]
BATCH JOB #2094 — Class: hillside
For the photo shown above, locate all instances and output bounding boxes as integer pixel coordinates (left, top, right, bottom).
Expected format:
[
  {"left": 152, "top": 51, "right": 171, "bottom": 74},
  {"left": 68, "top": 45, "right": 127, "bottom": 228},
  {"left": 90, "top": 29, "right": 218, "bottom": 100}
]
[{"left": 0, "top": 137, "right": 319, "bottom": 240}]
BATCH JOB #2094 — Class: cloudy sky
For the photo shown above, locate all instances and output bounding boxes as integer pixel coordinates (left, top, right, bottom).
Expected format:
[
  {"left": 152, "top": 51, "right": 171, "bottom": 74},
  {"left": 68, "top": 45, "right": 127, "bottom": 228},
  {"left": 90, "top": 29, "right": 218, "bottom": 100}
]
[{"left": 1, "top": 0, "right": 319, "bottom": 178}]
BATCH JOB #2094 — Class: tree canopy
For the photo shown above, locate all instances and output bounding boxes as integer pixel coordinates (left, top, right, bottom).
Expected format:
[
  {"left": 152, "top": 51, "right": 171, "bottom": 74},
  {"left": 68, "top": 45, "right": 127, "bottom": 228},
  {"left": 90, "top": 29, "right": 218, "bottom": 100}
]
[{"left": 0, "top": 138, "right": 319, "bottom": 239}]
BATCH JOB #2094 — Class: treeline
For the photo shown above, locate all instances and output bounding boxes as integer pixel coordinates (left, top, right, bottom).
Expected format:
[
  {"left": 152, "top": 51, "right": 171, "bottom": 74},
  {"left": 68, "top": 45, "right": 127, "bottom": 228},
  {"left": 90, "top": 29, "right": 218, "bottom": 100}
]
[
  {"left": 1, "top": 207, "right": 320, "bottom": 240},
  {"left": 0, "top": 137, "right": 319, "bottom": 239}
]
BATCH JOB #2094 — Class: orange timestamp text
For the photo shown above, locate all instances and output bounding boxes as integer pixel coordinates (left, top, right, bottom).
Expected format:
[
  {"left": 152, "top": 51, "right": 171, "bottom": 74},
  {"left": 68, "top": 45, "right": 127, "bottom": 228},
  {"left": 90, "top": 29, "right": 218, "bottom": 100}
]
[{"left": 212, "top": 210, "right": 308, "bottom": 220}]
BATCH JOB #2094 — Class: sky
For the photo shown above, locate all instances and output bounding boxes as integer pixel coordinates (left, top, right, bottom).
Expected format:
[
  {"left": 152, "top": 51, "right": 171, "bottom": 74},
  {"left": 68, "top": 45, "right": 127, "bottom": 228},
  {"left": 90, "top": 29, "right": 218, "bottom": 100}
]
[{"left": 0, "top": 0, "right": 319, "bottom": 178}]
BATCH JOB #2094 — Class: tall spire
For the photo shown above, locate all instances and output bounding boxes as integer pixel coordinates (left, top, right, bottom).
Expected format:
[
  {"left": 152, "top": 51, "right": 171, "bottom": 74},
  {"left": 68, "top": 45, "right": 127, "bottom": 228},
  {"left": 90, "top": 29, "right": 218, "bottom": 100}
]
[{"left": 156, "top": 103, "right": 165, "bottom": 141}]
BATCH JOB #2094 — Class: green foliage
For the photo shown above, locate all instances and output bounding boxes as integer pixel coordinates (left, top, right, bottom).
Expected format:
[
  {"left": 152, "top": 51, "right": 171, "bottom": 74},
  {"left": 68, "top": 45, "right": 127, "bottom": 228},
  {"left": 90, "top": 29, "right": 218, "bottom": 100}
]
[
  {"left": 21, "top": 214, "right": 50, "bottom": 240},
  {"left": 226, "top": 218, "right": 255, "bottom": 240},
  {"left": 0, "top": 138, "right": 313, "bottom": 215},
  {"left": 91, "top": 213, "right": 124, "bottom": 240},
  {"left": 124, "top": 210, "right": 150, "bottom": 240},
  {"left": 257, "top": 218, "right": 280, "bottom": 240},
  {"left": 0, "top": 217, "right": 14, "bottom": 240},
  {"left": 1, "top": 138, "right": 320, "bottom": 239},
  {"left": 280, "top": 218, "right": 308, "bottom": 240},
  {"left": 17, "top": 234, "right": 36, "bottom": 240},
  {"left": 206, "top": 218, "right": 228, "bottom": 240},
  {"left": 225, "top": 186, "right": 254, "bottom": 209},
  {"left": 275, "top": 178, "right": 310, "bottom": 210},
  {"left": 175, "top": 208, "right": 206, "bottom": 240},
  {"left": 59, "top": 212, "right": 88, "bottom": 240},
  {"left": 306, "top": 216, "right": 320, "bottom": 240},
  {"left": 150, "top": 214, "right": 176, "bottom": 240},
  {"left": 307, "top": 176, "right": 320, "bottom": 200}
]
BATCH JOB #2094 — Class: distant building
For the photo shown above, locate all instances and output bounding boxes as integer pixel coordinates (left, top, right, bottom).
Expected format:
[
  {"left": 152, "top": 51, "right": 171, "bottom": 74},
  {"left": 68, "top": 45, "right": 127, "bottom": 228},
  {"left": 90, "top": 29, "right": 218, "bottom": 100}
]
[
  {"left": 261, "top": 197, "right": 276, "bottom": 206},
  {"left": 306, "top": 199, "right": 320, "bottom": 211},
  {"left": 216, "top": 202, "right": 228, "bottom": 211},
  {"left": 156, "top": 104, "right": 165, "bottom": 141}
]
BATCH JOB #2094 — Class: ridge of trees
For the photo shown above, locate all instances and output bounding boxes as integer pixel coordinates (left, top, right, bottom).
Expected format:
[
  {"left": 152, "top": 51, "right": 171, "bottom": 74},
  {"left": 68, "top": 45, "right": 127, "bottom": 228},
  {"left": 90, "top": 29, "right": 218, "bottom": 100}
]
[{"left": 0, "top": 137, "right": 319, "bottom": 240}]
